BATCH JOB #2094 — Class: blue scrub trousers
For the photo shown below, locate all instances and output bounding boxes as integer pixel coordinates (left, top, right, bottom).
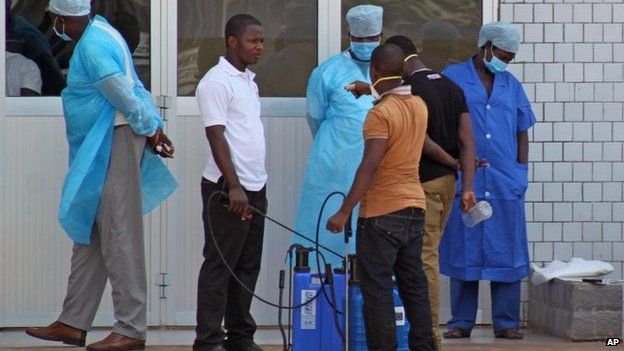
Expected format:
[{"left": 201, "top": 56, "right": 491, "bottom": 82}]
[{"left": 447, "top": 278, "right": 521, "bottom": 332}]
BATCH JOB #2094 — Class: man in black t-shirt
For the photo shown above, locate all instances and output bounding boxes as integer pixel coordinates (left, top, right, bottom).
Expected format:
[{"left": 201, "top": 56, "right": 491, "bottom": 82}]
[{"left": 386, "top": 35, "right": 478, "bottom": 351}]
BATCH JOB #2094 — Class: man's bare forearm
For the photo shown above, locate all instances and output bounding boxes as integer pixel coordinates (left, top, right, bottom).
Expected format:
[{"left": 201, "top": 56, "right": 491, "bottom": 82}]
[
  {"left": 423, "top": 135, "right": 458, "bottom": 169},
  {"left": 339, "top": 164, "right": 376, "bottom": 215},
  {"left": 517, "top": 131, "right": 529, "bottom": 164},
  {"left": 459, "top": 113, "right": 476, "bottom": 192},
  {"left": 205, "top": 126, "right": 241, "bottom": 188}
]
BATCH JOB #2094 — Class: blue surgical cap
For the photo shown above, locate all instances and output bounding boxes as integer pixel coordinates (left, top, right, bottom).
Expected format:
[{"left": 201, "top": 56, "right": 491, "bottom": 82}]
[
  {"left": 49, "top": 0, "right": 90, "bottom": 16},
  {"left": 347, "top": 5, "right": 383, "bottom": 38},
  {"left": 478, "top": 22, "right": 520, "bottom": 54}
]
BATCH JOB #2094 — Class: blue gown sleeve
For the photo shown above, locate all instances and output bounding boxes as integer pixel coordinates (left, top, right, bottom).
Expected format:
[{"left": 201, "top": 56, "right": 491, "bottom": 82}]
[
  {"left": 82, "top": 42, "right": 160, "bottom": 136},
  {"left": 515, "top": 80, "right": 537, "bottom": 133},
  {"left": 306, "top": 67, "right": 328, "bottom": 137},
  {"left": 94, "top": 74, "right": 159, "bottom": 136}
]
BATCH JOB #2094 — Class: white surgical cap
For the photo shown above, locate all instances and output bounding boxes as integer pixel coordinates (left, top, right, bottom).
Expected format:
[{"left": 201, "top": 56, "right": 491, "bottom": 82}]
[
  {"left": 49, "top": 0, "right": 91, "bottom": 16},
  {"left": 478, "top": 22, "right": 520, "bottom": 54},
  {"left": 347, "top": 5, "right": 383, "bottom": 38}
]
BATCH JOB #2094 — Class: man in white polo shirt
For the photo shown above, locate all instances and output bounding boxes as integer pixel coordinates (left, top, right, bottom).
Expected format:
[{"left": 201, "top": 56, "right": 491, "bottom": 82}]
[{"left": 194, "top": 14, "right": 267, "bottom": 351}]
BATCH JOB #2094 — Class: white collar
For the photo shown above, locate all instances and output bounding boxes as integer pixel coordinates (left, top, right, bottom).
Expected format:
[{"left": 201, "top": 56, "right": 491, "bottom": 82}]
[
  {"left": 376, "top": 85, "right": 412, "bottom": 103},
  {"left": 382, "top": 85, "right": 412, "bottom": 96},
  {"left": 218, "top": 56, "right": 256, "bottom": 79}
]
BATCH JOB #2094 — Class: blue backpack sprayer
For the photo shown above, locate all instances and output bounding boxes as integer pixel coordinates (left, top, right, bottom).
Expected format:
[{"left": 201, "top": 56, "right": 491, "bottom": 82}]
[{"left": 207, "top": 191, "right": 410, "bottom": 350}]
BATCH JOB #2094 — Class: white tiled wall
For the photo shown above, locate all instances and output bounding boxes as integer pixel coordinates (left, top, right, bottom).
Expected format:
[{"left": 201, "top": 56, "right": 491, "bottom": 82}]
[{"left": 500, "top": 0, "right": 624, "bottom": 324}]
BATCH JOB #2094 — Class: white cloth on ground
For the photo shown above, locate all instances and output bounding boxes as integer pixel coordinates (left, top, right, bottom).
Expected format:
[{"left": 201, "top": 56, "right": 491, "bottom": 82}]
[{"left": 531, "top": 258, "right": 614, "bottom": 285}]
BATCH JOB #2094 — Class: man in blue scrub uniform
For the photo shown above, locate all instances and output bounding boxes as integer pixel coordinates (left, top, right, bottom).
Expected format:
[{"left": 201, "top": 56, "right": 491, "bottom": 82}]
[
  {"left": 439, "top": 22, "right": 536, "bottom": 340},
  {"left": 294, "top": 5, "right": 383, "bottom": 266}
]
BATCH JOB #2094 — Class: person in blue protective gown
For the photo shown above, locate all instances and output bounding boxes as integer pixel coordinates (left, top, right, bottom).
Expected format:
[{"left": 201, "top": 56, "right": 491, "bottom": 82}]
[
  {"left": 294, "top": 4, "right": 382, "bottom": 267},
  {"left": 25, "top": 1, "right": 177, "bottom": 351},
  {"left": 439, "top": 22, "right": 536, "bottom": 340}
]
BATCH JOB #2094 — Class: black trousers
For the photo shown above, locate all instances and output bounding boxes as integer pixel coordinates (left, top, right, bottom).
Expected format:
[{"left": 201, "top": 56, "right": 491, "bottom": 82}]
[
  {"left": 357, "top": 207, "right": 437, "bottom": 351},
  {"left": 194, "top": 178, "right": 267, "bottom": 350}
]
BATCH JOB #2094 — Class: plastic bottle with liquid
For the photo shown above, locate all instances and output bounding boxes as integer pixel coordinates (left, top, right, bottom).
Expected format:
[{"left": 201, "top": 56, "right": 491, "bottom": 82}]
[{"left": 461, "top": 200, "right": 493, "bottom": 228}]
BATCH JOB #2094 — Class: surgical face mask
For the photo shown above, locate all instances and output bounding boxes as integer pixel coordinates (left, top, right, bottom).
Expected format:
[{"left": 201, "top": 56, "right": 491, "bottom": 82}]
[
  {"left": 53, "top": 17, "right": 72, "bottom": 41},
  {"left": 483, "top": 46, "right": 507, "bottom": 74},
  {"left": 370, "top": 75, "right": 403, "bottom": 100},
  {"left": 350, "top": 41, "right": 379, "bottom": 62},
  {"left": 371, "top": 84, "right": 380, "bottom": 100}
]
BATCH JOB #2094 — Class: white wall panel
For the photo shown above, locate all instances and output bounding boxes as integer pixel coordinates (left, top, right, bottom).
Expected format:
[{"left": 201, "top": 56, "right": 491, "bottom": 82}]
[
  {"left": 0, "top": 117, "right": 160, "bottom": 327},
  {"left": 162, "top": 115, "right": 206, "bottom": 325},
  {"left": 1, "top": 116, "right": 77, "bottom": 326}
]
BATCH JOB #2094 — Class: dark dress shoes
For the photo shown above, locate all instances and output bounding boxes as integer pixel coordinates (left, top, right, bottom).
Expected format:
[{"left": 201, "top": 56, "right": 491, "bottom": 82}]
[
  {"left": 442, "top": 327, "right": 472, "bottom": 339},
  {"left": 25, "top": 321, "right": 87, "bottom": 346},
  {"left": 201, "top": 345, "right": 227, "bottom": 351},
  {"left": 86, "top": 332, "right": 146, "bottom": 351},
  {"left": 225, "top": 341, "right": 265, "bottom": 351},
  {"left": 495, "top": 328, "right": 525, "bottom": 339}
]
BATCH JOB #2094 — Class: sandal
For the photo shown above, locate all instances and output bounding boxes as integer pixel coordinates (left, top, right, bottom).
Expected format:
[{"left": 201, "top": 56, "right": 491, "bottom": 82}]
[
  {"left": 495, "top": 328, "right": 524, "bottom": 339},
  {"left": 442, "top": 328, "right": 471, "bottom": 339}
]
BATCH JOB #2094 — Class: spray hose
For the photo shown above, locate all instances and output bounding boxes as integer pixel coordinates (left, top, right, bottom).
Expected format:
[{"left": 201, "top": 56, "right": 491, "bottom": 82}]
[
  {"left": 206, "top": 191, "right": 334, "bottom": 309},
  {"left": 205, "top": 190, "right": 351, "bottom": 350},
  {"left": 205, "top": 190, "right": 350, "bottom": 307}
]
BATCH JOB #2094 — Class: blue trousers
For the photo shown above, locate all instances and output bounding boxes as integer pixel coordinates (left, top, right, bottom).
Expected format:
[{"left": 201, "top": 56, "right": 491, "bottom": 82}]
[{"left": 447, "top": 278, "right": 521, "bottom": 332}]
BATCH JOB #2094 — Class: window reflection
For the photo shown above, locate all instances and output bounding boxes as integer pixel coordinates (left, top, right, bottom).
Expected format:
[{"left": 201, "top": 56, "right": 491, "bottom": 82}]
[
  {"left": 178, "top": 0, "right": 318, "bottom": 97},
  {"left": 342, "top": 0, "right": 482, "bottom": 72},
  {"left": 6, "top": 45, "right": 42, "bottom": 96},
  {"left": 6, "top": 0, "right": 61, "bottom": 96},
  {"left": 5, "top": 0, "right": 151, "bottom": 97}
]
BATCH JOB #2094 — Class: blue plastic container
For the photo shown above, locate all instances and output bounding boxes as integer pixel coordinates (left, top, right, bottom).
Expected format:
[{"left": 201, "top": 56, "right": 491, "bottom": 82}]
[
  {"left": 292, "top": 270, "right": 346, "bottom": 351},
  {"left": 348, "top": 283, "right": 410, "bottom": 351}
]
